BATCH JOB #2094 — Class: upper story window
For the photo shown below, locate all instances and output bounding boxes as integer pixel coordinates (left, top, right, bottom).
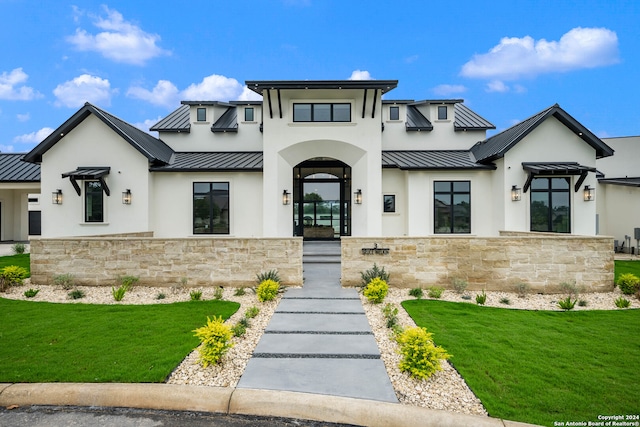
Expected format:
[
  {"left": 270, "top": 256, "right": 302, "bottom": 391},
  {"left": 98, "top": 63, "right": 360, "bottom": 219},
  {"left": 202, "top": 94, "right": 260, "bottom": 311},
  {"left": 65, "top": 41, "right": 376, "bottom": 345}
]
[
  {"left": 196, "top": 108, "right": 207, "bottom": 122},
  {"left": 244, "top": 107, "right": 254, "bottom": 122},
  {"left": 85, "top": 181, "right": 104, "bottom": 223},
  {"left": 389, "top": 106, "right": 399, "bottom": 121},
  {"left": 293, "top": 103, "right": 351, "bottom": 122},
  {"left": 437, "top": 106, "right": 448, "bottom": 120}
]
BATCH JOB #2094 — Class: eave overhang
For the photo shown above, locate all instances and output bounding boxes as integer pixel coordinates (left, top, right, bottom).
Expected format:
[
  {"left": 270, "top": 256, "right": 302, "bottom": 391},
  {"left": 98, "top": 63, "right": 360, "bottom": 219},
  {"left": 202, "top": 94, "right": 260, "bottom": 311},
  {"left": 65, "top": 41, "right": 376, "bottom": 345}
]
[
  {"left": 61, "top": 167, "right": 111, "bottom": 196},
  {"left": 522, "top": 162, "right": 596, "bottom": 193}
]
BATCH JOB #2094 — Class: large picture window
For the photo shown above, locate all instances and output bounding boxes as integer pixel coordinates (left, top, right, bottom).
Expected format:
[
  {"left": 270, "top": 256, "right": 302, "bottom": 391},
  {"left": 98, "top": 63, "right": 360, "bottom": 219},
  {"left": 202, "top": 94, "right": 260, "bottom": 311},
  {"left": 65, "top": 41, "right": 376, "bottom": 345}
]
[
  {"left": 85, "top": 181, "right": 104, "bottom": 223},
  {"left": 530, "top": 177, "right": 570, "bottom": 233},
  {"left": 293, "top": 103, "right": 351, "bottom": 122},
  {"left": 193, "top": 182, "right": 229, "bottom": 234},
  {"left": 434, "top": 181, "right": 470, "bottom": 233}
]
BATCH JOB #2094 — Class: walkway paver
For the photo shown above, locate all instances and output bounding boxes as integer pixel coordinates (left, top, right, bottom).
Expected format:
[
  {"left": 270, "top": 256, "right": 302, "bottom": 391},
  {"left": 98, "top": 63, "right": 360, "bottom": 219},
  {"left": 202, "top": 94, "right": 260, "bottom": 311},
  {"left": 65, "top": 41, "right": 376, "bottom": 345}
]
[{"left": 237, "top": 241, "right": 399, "bottom": 403}]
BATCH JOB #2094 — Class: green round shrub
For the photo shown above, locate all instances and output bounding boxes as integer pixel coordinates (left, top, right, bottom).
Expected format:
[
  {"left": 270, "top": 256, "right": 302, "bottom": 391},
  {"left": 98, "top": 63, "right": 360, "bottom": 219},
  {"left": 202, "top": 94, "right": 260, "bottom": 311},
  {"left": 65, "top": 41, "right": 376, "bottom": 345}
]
[
  {"left": 257, "top": 279, "right": 280, "bottom": 302},
  {"left": 193, "top": 316, "right": 234, "bottom": 367},
  {"left": 396, "top": 327, "right": 451, "bottom": 380},
  {"left": 617, "top": 273, "right": 640, "bottom": 295},
  {"left": 363, "top": 277, "right": 389, "bottom": 304}
]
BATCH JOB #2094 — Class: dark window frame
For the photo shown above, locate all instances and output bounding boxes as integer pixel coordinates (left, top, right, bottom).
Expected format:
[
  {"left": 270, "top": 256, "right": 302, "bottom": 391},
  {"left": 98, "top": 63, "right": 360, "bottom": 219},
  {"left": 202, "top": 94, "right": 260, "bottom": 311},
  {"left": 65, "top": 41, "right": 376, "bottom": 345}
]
[
  {"left": 433, "top": 181, "right": 471, "bottom": 234},
  {"left": 383, "top": 194, "right": 396, "bottom": 213},
  {"left": 193, "top": 182, "right": 230, "bottom": 235},
  {"left": 84, "top": 180, "right": 104, "bottom": 223},
  {"left": 196, "top": 107, "right": 206, "bottom": 122},
  {"left": 530, "top": 177, "right": 571, "bottom": 233},
  {"left": 244, "top": 107, "right": 254, "bottom": 122},
  {"left": 293, "top": 103, "right": 351, "bottom": 122},
  {"left": 389, "top": 106, "right": 400, "bottom": 121},
  {"left": 437, "top": 105, "right": 448, "bottom": 120}
]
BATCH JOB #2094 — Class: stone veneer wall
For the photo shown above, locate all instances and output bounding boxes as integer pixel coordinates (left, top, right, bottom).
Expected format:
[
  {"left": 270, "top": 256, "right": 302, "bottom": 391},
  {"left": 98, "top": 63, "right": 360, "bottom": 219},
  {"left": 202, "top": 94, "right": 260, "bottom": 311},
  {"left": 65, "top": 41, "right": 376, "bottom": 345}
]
[
  {"left": 341, "top": 233, "right": 614, "bottom": 293},
  {"left": 30, "top": 237, "right": 303, "bottom": 287}
]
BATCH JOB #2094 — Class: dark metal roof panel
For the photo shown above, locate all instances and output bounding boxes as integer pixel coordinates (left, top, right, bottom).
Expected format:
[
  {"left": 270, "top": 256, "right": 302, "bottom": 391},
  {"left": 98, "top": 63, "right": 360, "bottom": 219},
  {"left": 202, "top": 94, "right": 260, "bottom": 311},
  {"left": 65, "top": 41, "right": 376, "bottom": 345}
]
[
  {"left": 598, "top": 177, "right": 640, "bottom": 187},
  {"left": 0, "top": 154, "right": 40, "bottom": 182},
  {"left": 150, "top": 152, "right": 263, "bottom": 172},
  {"left": 211, "top": 107, "right": 238, "bottom": 133},
  {"left": 454, "top": 104, "right": 495, "bottom": 130},
  {"left": 150, "top": 104, "right": 190, "bottom": 132},
  {"left": 62, "top": 166, "right": 110, "bottom": 179},
  {"left": 522, "top": 162, "right": 596, "bottom": 174},
  {"left": 405, "top": 106, "right": 433, "bottom": 131},
  {"left": 382, "top": 150, "right": 495, "bottom": 170},
  {"left": 246, "top": 80, "right": 398, "bottom": 94}
]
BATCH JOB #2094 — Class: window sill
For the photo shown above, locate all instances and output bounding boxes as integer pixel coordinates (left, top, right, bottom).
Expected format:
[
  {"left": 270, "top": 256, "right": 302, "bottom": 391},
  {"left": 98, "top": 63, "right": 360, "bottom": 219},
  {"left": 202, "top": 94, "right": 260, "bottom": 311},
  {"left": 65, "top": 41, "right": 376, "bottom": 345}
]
[
  {"left": 193, "top": 122, "right": 210, "bottom": 125},
  {"left": 80, "top": 222, "right": 110, "bottom": 226},
  {"left": 288, "top": 122, "right": 357, "bottom": 127}
]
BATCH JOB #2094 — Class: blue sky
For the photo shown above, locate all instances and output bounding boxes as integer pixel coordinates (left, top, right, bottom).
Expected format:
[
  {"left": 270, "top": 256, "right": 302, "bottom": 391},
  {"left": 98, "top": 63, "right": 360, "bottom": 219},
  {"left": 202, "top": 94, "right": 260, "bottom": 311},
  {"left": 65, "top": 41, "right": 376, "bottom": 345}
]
[{"left": 1, "top": 0, "right": 638, "bottom": 153}]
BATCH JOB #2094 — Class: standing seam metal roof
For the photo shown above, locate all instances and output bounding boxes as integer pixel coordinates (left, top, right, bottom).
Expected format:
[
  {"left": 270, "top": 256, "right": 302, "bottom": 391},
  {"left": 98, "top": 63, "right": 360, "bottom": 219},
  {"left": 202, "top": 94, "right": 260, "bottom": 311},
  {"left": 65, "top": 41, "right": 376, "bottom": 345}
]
[
  {"left": 150, "top": 104, "right": 190, "bottom": 132},
  {"left": 0, "top": 154, "right": 40, "bottom": 182},
  {"left": 150, "top": 152, "right": 263, "bottom": 171},
  {"left": 211, "top": 107, "right": 238, "bottom": 132},
  {"left": 405, "top": 106, "right": 433, "bottom": 131},
  {"left": 382, "top": 150, "right": 495, "bottom": 170},
  {"left": 454, "top": 104, "right": 495, "bottom": 130}
]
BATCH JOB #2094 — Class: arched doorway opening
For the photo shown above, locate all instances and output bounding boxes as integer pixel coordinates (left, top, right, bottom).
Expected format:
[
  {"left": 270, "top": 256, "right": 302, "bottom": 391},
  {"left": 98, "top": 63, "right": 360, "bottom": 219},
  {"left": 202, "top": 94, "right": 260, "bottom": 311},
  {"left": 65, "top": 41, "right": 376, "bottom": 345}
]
[{"left": 293, "top": 158, "right": 352, "bottom": 239}]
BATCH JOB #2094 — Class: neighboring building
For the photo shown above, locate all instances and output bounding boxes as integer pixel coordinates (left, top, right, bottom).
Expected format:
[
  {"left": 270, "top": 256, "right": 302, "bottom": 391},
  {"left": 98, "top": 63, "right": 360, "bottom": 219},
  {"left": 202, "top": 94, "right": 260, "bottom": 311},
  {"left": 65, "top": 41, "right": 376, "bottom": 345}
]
[{"left": 21, "top": 79, "right": 614, "bottom": 240}]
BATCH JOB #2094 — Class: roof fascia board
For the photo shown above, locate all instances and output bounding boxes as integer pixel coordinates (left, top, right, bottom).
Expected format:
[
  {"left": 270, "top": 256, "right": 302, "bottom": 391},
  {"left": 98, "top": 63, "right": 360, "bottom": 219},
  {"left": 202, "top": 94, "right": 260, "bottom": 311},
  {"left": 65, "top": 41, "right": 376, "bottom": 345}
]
[{"left": 246, "top": 80, "right": 398, "bottom": 94}]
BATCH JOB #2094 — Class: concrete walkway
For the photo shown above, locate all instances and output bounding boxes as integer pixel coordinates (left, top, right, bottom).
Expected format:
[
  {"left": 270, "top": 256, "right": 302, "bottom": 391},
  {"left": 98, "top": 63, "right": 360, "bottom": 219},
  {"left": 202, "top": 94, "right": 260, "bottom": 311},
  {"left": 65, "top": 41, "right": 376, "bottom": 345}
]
[{"left": 237, "top": 241, "right": 398, "bottom": 402}]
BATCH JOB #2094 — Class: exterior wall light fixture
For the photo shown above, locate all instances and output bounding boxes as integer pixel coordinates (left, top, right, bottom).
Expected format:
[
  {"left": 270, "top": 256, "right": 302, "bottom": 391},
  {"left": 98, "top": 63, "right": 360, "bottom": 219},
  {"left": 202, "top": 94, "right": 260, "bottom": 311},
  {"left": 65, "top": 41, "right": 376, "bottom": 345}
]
[
  {"left": 282, "top": 190, "right": 291, "bottom": 205},
  {"left": 511, "top": 185, "right": 522, "bottom": 202},
  {"left": 52, "top": 189, "right": 63, "bottom": 204},
  {"left": 583, "top": 185, "right": 595, "bottom": 201},
  {"left": 354, "top": 189, "right": 363, "bottom": 204},
  {"left": 122, "top": 189, "right": 132, "bottom": 204}
]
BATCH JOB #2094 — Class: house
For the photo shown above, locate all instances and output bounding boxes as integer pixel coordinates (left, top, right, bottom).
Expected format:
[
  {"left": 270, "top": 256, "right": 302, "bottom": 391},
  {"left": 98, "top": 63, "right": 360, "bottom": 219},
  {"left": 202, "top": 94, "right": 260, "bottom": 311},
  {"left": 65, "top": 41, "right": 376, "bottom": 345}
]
[
  {"left": 19, "top": 79, "right": 616, "bottom": 290},
  {"left": 0, "top": 153, "right": 40, "bottom": 241}
]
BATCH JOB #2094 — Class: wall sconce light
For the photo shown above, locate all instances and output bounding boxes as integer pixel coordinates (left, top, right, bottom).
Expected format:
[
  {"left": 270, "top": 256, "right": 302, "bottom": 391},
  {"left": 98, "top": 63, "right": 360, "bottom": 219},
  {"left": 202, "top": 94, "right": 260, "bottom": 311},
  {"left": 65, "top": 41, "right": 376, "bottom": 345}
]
[
  {"left": 52, "top": 189, "right": 62, "bottom": 204},
  {"left": 282, "top": 190, "right": 291, "bottom": 205},
  {"left": 511, "top": 185, "right": 522, "bottom": 202},
  {"left": 122, "top": 189, "right": 132, "bottom": 204},
  {"left": 354, "top": 189, "right": 363, "bottom": 204},
  {"left": 583, "top": 185, "right": 595, "bottom": 201}
]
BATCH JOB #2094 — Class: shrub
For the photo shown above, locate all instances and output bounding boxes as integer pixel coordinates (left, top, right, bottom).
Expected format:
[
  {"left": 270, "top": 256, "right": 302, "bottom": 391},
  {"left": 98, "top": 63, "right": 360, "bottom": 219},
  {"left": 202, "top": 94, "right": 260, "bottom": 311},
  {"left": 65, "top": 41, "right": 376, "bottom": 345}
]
[
  {"left": 12, "top": 243, "right": 26, "bottom": 254},
  {"left": 559, "top": 281, "right": 580, "bottom": 298},
  {"left": 428, "top": 287, "right": 444, "bottom": 299},
  {"left": 614, "top": 296, "right": 630, "bottom": 309},
  {"left": 500, "top": 297, "right": 511, "bottom": 305},
  {"left": 452, "top": 278, "right": 468, "bottom": 294},
  {"left": 68, "top": 289, "right": 85, "bottom": 300},
  {"left": 396, "top": 327, "right": 451, "bottom": 380},
  {"left": 256, "top": 270, "right": 281, "bottom": 285},
  {"left": 257, "top": 279, "right": 279, "bottom": 302},
  {"left": 53, "top": 273, "right": 75, "bottom": 290},
  {"left": 558, "top": 297, "right": 576, "bottom": 311},
  {"left": 213, "top": 287, "right": 224, "bottom": 300},
  {"left": 193, "top": 316, "right": 234, "bottom": 367},
  {"left": 616, "top": 273, "right": 640, "bottom": 295},
  {"left": 234, "top": 287, "right": 246, "bottom": 296},
  {"left": 156, "top": 293, "right": 166, "bottom": 300},
  {"left": 231, "top": 323, "right": 247, "bottom": 337},
  {"left": 383, "top": 303, "right": 399, "bottom": 329},
  {"left": 475, "top": 290, "right": 487, "bottom": 306},
  {"left": 245, "top": 306, "right": 260, "bottom": 319},
  {"left": 363, "top": 277, "right": 389, "bottom": 304},
  {"left": 514, "top": 282, "right": 530, "bottom": 298},
  {"left": 190, "top": 289, "right": 203, "bottom": 301},
  {"left": 24, "top": 288, "right": 39, "bottom": 298},
  {"left": 578, "top": 299, "right": 588, "bottom": 307},
  {"left": 112, "top": 285, "right": 128, "bottom": 302},
  {"left": 0, "top": 265, "right": 29, "bottom": 291},
  {"left": 360, "top": 264, "right": 390, "bottom": 288},
  {"left": 408, "top": 288, "right": 423, "bottom": 299}
]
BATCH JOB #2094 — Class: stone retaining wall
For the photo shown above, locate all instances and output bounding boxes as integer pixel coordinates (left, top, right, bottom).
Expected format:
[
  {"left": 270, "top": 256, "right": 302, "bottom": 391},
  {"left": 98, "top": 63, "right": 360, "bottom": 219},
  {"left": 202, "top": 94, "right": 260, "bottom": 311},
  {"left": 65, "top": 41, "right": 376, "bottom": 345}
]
[
  {"left": 30, "top": 237, "right": 303, "bottom": 287},
  {"left": 342, "top": 234, "right": 614, "bottom": 293}
]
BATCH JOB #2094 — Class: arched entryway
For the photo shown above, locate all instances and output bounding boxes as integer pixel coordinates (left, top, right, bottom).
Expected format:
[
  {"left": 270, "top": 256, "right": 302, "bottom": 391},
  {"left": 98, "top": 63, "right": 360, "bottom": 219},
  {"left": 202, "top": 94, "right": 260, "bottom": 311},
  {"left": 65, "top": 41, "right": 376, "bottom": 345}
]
[{"left": 293, "top": 158, "right": 352, "bottom": 239}]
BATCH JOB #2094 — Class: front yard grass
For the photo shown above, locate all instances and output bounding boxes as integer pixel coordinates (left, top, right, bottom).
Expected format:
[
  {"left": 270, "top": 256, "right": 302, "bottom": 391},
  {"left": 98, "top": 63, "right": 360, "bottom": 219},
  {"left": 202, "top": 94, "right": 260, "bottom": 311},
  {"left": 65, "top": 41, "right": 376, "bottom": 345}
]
[
  {"left": 402, "top": 300, "right": 640, "bottom": 426},
  {"left": 0, "top": 298, "right": 239, "bottom": 383}
]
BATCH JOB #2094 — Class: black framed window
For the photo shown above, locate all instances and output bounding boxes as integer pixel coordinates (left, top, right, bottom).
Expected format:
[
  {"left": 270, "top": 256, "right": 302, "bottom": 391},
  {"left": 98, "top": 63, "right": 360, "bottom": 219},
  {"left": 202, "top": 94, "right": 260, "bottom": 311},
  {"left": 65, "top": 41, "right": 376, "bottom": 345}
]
[
  {"left": 244, "top": 107, "right": 254, "bottom": 122},
  {"left": 193, "top": 182, "right": 229, "bottom": 234},
  {"left": 293, "top": 103, "right": 351, "bottom": 122},
  {"left": 383, "top": 195, "right": 396, "bottom": 213},
  {"left": 196, "top": 108, "right": 206, "bottom": 122},
  {"left": 437, "top": 106, "right": 448, "bottom": 120},
  {"left": 434, "top": 181, "right": 470, "bottom": 233},
  {"left": 85, "top": 181, "right": 104, "bottom": 223},
  {"left": 389, "top": 106, "right": 399, "bottom": 120},
  {"left": 530, "top": 177, "right": 570, "bottom": 233}
]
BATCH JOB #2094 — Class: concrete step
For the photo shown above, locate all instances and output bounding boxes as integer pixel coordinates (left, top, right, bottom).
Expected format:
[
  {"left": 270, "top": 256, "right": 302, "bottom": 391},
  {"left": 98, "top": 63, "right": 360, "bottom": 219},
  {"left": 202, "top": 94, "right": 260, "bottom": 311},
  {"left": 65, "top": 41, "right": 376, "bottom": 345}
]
[
  {"left": 276, "top": 298, "right": 364, "bottom": 313},
  {"left": 265, "top": 313, "right": 372, "bottom": 333},
  {"left": 253, "top": 333, "right": 379, "bottom": 356}
]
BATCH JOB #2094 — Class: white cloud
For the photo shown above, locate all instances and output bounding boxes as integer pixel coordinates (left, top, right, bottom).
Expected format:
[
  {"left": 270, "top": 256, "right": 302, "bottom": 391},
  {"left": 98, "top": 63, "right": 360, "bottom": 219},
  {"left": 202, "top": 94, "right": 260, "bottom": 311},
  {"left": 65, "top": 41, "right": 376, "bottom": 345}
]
[
  {"left": 127, "top": 80, "right": 180, "bottom": 108},
  {"left": 0, "top": 68, "right": 42, "bottom": 101},
  {"left": 13, "top": 127, "right": 54, "bottom": 144},
  {"left": 53, "top": 74, "right": 115, "bottom": 108},
  {"left": 485, "top": 80, "right": 510, "bottom": 93},
  {"left": 432, "top": 84, "right": 467, "bottom": 96},
  {"left": 67, "top": 6, "right": 170, "bottom": 66},
  {"left": 16, "top": 113, "right": 30, "bottom": 122},
  {"left": 132, "top": 117, "right": 163, "bottom": 135},
  {"left": 461, "top": 27, "right": 619, "bottom": 80},
  {"left": 0, "top": 145, "right": 15, "bottom": 152},
  {"left": 348, "top": 70, "right": 373, "bottom": 80}
]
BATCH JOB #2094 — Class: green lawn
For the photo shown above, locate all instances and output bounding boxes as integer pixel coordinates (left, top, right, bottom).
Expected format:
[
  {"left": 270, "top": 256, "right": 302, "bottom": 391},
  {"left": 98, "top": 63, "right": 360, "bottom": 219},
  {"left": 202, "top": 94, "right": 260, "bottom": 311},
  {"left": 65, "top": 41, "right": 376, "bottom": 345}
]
[
  {"left": 614, "top": 260, "right": 640, "bottom": 282},
  {"left": 0, "top": 298, "right": 239, "bottom": 383},
  {"left": 0, "top": 254, "right": 30, "bottom": 276},
  {"left": 402, "top": 300, "right": 640, "bottom": 426}
]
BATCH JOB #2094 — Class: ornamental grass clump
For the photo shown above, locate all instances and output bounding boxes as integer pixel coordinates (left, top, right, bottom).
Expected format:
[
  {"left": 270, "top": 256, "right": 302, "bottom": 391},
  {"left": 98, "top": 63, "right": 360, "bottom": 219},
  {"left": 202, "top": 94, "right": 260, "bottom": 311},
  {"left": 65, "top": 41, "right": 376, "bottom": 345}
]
[
  {"left": 363, "top": 277, "right": 388, "bottom": 304},
  {"left": 616, "top": 273, "right": 640, "bottom": 295},
  {"left": 396, "top": 326, "right": 451, "bottom": 380},
  {"left": 257, "top": 279, "right": 279, "bottom": 302},
  {"left": 193, "top": 316, "right": 234, "bottom": 367}
]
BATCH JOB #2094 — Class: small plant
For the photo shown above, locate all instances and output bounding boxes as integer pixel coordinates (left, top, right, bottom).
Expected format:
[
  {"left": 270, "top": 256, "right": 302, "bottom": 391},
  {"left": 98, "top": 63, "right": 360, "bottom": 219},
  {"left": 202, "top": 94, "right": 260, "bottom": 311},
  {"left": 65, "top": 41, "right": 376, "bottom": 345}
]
[
  {"left": 475, "top": 290, "right": 487, "bottom": 306},
  {"left": 213, "top": 287, "right": 224, "bottom": 300},
  {"left": 12, "top": 242, "right": 26, "bottom": 254},
  {"left": 24, "top": 288, "right": 39, "bottom": 298},
  {"left": 428, "top": 287, "right": 444, "bottom": 299},
  {"left": 117, "top": 275, "right": 139, "bottom": 289},
  {"left": 256, "top": 270, "right": 281, "bottom": 285},
  {"left": 614, "top": 296, "right": 631, "bottom": 308},
  {"left": 112, "top": 285, "right": 128, "bottom": 302},
  {"left": 231, "top": 322, "right": 247, "bottom": 337},
  {"left": 257, "top": 279, "right": 280, "bottom": 302},
  {"left": 382, "top": 303, "right": 399, "bottom": 329},
  {"left": 234, "top": 287, "right": 247, "bottom": 296},
  {"left": 408, "top": 288, "right": 423, "bottom": 299},
  {"left": 396, "top": 327, "right": 451, "bottom": 380},
  {"left": 53, "top": 273, "right": 75, "bottom": 290},
  {"left": 0, "top": 265, "right": 29, "bottom": 291},
  {"left": 451, "top": 278, "right": 468, "bottom": 294},
  {"left": 360, "top": 264, "right": 390, "bottom": 288},
  {"left": 578, "top": 299, "right": 588, "bottom": 307},
  {"left": 461, "top": 294, "right": 472, "bottom": 300},
  {"left": 190, "top": 289, "right": 203, "bottom": 301},
  {"left": 559, "top": 281, "right": 580, "bottom": 298},
  {"left": 193, "top": 316, "right": 234, "bottom": 367},
  {"left": 245, "top": 306, "right": 260, "bottom": 319},
  {"left": 514, "top": 282, "right": 530, "bottom": 298},
  {"left": 68, "top": 289, "right": 85, "bottom": 300},
  {"left": 363, "top": 277, "right": 389, "bottom": 304},
  {"left": 616, "top": 273, "right": 640, "bottom": 295},
  {"left": 156, "top": 293, "right": 166, "bottom": 300},
  {"left": 558, "top": 296, "right": 577, "bottom": 311},
  {"left": 500, "top": 297, "right": 511, "bottom": 305}
]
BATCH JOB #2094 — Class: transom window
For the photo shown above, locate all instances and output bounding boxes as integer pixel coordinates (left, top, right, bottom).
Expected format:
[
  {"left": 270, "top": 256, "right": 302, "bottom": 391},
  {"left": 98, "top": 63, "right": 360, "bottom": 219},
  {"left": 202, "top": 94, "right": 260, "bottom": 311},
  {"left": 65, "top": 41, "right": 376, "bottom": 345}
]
[
  {"left": 434, "top": 181, "right": 470, "bottom": 234},
  {"left": 389, "top": 106, "right": 399, "bottom": 121},
  {"left": 530, "top": 177, "right": 570, "bottom": 233},
  {"left": 244, "top": 107, "right": 254, "bottom": 122},
  {"left": 85, "top": 181, "right": 104, "bottom": 223},
  {"left": 293, "top": 103, "right": 351, "bottom": 122},
  {"left": 193, "top": 182, "right": 229, "bottom": 234},
  {"left": 196, "top": 108, "right": 206, "bottom": 122},
  {"left": 437, "top": 106, "right": 448, "bottom": 120}
]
